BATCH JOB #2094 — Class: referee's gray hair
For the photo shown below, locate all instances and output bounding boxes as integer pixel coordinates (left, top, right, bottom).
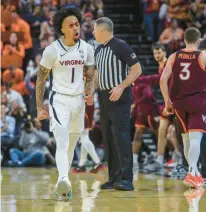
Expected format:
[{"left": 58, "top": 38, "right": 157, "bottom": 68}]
[{"left": 95, "top": 17, "right": 113, "bottom": 32}]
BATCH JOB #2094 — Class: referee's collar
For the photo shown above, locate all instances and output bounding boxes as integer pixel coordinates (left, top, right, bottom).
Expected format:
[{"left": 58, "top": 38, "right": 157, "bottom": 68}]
[{"left": 103, "top": 36, "right": 114, "bottom": 46}]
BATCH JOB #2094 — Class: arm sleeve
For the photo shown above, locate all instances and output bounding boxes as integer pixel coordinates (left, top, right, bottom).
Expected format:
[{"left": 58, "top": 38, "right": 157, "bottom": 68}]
[
  {"left": 85, "top": 43, "right": 94, "bottom": 66},
  {"left": 40, "top": 44, "right": 57, "bottom": 69},
  {"left": 116, "top": 41, "right": 139, "bottom": 67}
]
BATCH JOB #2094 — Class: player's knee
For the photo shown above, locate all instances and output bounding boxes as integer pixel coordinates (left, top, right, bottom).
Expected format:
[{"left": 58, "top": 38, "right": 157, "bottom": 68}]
[{"left": 135, "top": 127, "right": 144, "bottom": 140}]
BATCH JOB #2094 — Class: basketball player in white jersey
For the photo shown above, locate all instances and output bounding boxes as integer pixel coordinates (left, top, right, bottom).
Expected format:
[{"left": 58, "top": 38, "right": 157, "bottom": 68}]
[{"left": 36, "top": 7, "right": 95, "bottom": 200}]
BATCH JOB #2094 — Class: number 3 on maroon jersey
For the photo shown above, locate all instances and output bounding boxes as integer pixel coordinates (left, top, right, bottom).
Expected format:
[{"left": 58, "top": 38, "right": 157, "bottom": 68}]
[{"left": 180, "top": 63, "right": 191, "bottom": 80}]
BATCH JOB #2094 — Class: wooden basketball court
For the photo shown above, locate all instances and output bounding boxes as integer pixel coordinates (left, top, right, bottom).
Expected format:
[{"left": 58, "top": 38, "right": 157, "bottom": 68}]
[{"left": 1, "top": 168, "right": 206, "bottom": 212}]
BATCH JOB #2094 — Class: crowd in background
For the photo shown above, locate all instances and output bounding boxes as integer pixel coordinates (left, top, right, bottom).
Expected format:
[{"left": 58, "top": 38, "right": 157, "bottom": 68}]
[
  {"left": 1, "top": 0, "right": 206, "bottom": 169},
  {"left": 143, "top": 0, "right": 206, "bottom": 52}
]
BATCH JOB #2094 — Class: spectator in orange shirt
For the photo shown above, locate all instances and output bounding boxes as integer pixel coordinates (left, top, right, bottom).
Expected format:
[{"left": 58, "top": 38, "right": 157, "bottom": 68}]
[
  {"left": 2, "top": 65, "right": 30, "bottom": 96},
  {"left": 11, "top": 11, "right": 33, "bottom": 73},
  {"left": 11, "top": 11, "right": 33, "bottom": 50},
  {"left": 159, "top": 19, "right": 184, "bottom": 52},
  {"left": 2, "top": 32, "right": 25, "bottom": 58},
  {"left": 2, "top": 65, "right": 24, "bottom": 87}
]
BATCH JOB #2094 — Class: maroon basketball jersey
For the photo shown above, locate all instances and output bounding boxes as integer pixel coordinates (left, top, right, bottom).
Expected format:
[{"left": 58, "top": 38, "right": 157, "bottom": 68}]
[{"left": 169, "top": 50, "right": 206, "bottom": 102}]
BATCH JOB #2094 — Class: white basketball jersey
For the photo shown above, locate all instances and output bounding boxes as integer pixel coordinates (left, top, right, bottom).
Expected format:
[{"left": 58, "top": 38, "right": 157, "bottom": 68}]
[{"left": 50, "top": 39, "right": 89, "bottom": 95}]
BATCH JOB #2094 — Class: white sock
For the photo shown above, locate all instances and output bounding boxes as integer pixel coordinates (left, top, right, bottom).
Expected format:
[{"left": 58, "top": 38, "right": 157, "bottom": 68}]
[
  {"left": 157, "top": 155, "right": 164, "bottom": 164},
  {"left": 188, "top": 132, "right": 203, "bottom": 176},
  {"left": 133, "top": 154, "right": 138, "bottom": 164},
  {"left": 79, "top": 144, "right": 88, "bottom": 167},
  {"left": 68, "top": 133, "right": 80, "bottom": 173},
  {"left": 53, "top": 125, "right": 70, "bottom": 181},
  {"left": 81, "top": 130, "right": 100, "bottom": 165},
  {"left": 181, "top": 133, "right": 190, "bottom": 164}
]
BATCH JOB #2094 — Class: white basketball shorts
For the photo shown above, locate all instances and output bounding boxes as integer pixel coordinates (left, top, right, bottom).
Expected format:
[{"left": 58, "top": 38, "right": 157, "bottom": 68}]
[{"left": 49, "top": 91, "right": 85, "bottom": 133}]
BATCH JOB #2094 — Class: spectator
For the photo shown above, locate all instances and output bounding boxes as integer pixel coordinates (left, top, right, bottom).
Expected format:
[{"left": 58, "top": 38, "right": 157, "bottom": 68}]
[
  {"left": 2, "top": 32, "right": 25, "bottom": 58},
  {"left": 11, "top": 10, "right": 33, "bottom": 71},
  {"left": 95, "top": 0, "right": 104, "bottom": 18},
  {"left": 81, "top": 12, "right": 94, "bottom": 41},
  {"left": 2, "top": 82, "right": 27, "bottom": 113},
  {"left": 1, "top": 104, "right": 16, "bottom": 165},
  {"left": 11, "top": 11, "right": 33, "bottom": 50},
  {"left": 159, "top": 18, "right": 184, "bottom": 53},
  {"left": 8, "top": 118, "right": 49, "bottom": 167},
  {"left": 61, "top": 0, "right": 79, "bottom": 8},
  {"left": 24, "top": 5, "right": 45, "bottom": 40},
  {"left": 39, "top": 7, "right": 56, "bottom": 40},
  {"left": 143, "top": 0, "right": 161, "bottom": 41},
  {"left": 1, "top": 104, "right": 16, "bottom": 143},
  {"left": 26, "top": 53, "right": 41, "bottom": 79},
  {"left": 2, "top": 65, "right": 24, "bottom": 88},
  {"left": 82, "top": 0, "right": 97, "bottom": 15},
  {"left": 2, "top": 65, "right": 29, "bottom": 96},
  {"left": 167, "top": 0, "right": 191, "bottom": 22}
]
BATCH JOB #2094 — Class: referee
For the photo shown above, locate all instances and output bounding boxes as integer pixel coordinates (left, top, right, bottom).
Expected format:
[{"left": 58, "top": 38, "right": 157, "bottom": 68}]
[{"left": 93, "top": 17, "right": 142, "bottom": 191}]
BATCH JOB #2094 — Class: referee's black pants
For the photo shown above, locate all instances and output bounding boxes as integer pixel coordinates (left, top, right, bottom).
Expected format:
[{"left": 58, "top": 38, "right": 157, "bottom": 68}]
[{"left": 99, "top": 88, "right": 133, "bottom": 183}]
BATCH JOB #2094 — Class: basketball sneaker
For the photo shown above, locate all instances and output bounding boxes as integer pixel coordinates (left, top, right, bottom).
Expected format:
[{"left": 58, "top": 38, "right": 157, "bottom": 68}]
[
  {"left": 196, "top": 175, "right": 204, "bottom": 187},
  {"left": 72, "top": 166, "right": 86, "bottom": 173},
  {"left": 54, "top": 177, "right": 72, "bottom": 201},
  {"left": 145, "top": 161, "right": 164, "bottom": 172},
  {"left": 183, "top": 173, "right": 202, "bottom": 189}
]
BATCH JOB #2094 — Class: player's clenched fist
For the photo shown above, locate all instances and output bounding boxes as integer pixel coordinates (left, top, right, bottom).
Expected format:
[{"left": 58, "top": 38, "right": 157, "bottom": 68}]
[
  {"left": 85, "top": 95, "right": 94, "bottom": 106},
  {"left": 37, "top": 107, "right": 49, "bottom": 120}
]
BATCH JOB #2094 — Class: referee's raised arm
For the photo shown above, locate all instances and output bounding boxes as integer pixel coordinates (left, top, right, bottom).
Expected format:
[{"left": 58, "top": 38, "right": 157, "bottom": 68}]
[{"left": 93, "top": 17, "right": 142, "bottom": 191}]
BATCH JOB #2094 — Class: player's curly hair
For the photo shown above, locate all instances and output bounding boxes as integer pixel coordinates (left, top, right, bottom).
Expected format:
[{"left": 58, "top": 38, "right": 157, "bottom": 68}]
[{"left": 53, "top": 7, "right": 82, "bottom": 36}]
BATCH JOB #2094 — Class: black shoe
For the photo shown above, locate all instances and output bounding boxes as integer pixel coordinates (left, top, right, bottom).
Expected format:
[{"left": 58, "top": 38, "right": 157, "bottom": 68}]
[
  {"left": 100, "top": 181, "right": 114, "bottom": 189},
  {"left": 72, "top": 166, "right": 86, "bottom": 173},
  {"left": 114, "top": 180, "right": 134, "bottom": 191},
  {"left": 90, "top": 164, "right": 104, "bottom": 173}
]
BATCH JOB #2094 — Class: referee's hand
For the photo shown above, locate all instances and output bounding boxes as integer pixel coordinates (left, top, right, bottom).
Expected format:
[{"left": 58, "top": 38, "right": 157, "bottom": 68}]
[{"left": 109, "top": 85, "right": 124, "bottom": 101}]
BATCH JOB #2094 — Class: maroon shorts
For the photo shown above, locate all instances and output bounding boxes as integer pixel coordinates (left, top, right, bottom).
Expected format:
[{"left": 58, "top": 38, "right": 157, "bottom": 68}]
[
  {"left": 135, "top": 111, "right": 160, "bottom": 130},
  {"left": 173, "top": 93, "right": 206, "bottom": 133},
  {"left": 85, "top": 105, "right": 94, "bottom": 129}
]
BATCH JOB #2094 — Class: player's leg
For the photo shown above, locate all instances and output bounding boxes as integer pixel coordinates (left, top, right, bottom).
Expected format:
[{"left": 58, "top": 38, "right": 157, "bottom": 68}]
[
  {"left": 146, "top": 117, "right": 170, "bottom": 171},
  {"left": 132, "top": 112, "right": 147, "bottom": 167},
  {"left": 188, "top": 132, "right": 203, "bottom": 176},
  {"left": 68, "top": 133, "right": 81, "bottom": 172},
  {"left": 49, "top": 93, "right": 74, "bottom": 199},
  {"left": 81, "top": 129, "right": 102, "bottom": 173},
  {"left": 175, "top": 107, "right": 204, "bottom": 188},
  {"left": 167, "top": 125, "right": 182, "bottom": 166},
  {"left": 157, "top": 117, "right": 170, "bottom": 164},
  {"left": 132, "top": 126, "right": 145, "bottom": 168},
  {"left": 73, "top": 143, "right": 87, "bottom": 172}
]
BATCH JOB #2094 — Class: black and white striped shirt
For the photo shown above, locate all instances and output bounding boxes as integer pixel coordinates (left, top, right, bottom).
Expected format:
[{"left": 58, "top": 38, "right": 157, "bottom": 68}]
[{"left": 95, "top": 37, "right": 139, "bottom": 90}]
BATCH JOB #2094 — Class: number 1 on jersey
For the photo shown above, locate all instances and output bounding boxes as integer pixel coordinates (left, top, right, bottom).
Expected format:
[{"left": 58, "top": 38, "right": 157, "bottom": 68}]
[{"left": 71, "top": 68, "right": 75, "bottom": 83}]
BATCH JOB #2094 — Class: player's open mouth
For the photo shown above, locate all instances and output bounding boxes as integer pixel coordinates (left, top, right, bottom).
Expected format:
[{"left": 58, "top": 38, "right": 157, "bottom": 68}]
[{"left": 75, "top": 32, "right": 79, "bottom": 36}]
